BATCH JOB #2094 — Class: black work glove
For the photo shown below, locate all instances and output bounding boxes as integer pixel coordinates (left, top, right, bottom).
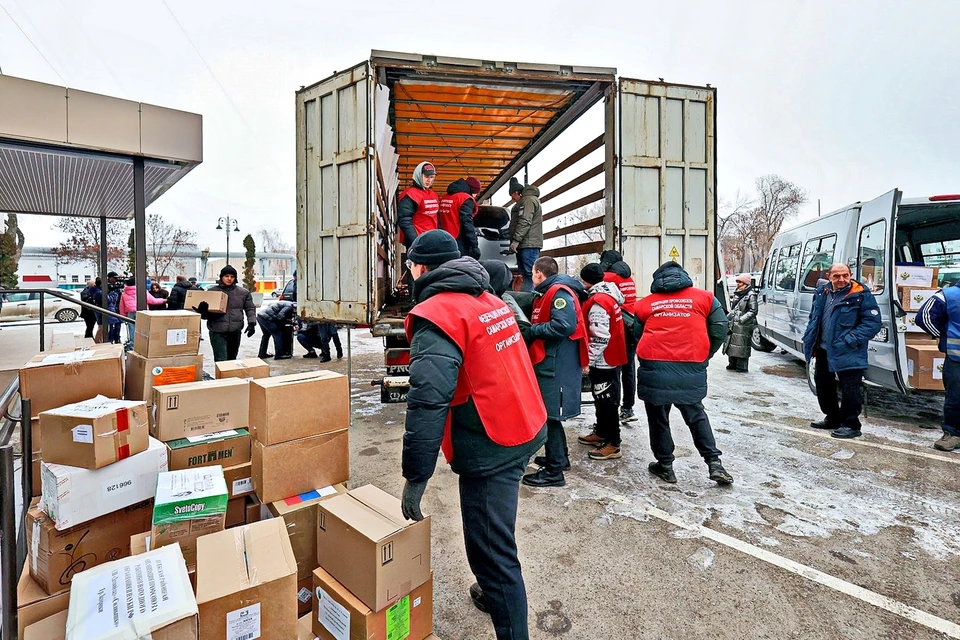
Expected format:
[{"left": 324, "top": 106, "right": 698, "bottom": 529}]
[
  {"left": 245, "top": 322, "right": 256, "bottom": 338},
  {"left": 401, "top": 480, "right": 427, "bottom": 521},
  {"left": 519, "top": 324, "right": 532, "bottom": 341},
  {"left": 192, "top": 301, "right": 210, "bottom": 319}
]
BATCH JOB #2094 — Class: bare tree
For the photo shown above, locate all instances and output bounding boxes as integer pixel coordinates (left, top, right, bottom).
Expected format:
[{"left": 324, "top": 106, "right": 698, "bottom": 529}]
[
  {"left": 147, "top": 214, "right": 197, "bottom": 280},
  {"left": 54, "top": 217, "right": 130, "bottom": 272},
  {"left": 256, "top": 227, "right": 294, "bottom": 277}
]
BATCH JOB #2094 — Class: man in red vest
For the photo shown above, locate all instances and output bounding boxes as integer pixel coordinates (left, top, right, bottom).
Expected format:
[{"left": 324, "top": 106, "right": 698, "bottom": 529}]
[
  {"left": 397, "top": 161, "right": 440, "bottom": 248},
  {"left": 577, "top": 263, "right": 627, "bottom": 460},
  {"left": 521, "top": 256, "right": 588, "bottom": 488},
  {"left": 438, "top": 178, "right": 481, "bottom": 259},
  {"left": 401, "top": 230, "right": 547, "bottom": 640},
  {"left": 635, "top": 261, "right": 734, "bottom": 484},
  {"left": 600, "top": 250, "right": 639, "bottom": 424}
]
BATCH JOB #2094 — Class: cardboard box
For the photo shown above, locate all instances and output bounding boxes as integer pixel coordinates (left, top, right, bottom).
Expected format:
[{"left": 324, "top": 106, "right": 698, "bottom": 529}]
[
  {"left": 312, "top": 567, "right": 433, "bottom": 640},
  {"left": 133, "top": 310, "right": 202, "bottom": 358},
  {"left": 41, "top": 437, "right": 167, "bottom": 530},
  {"left": 245, "top": 494, "right": 262, "bottom": 525},
  {"left": 129, "top": 531, "right": 198, "bottom": 593},
  {"left": 895, "top": 265, "right": 939, "bottom": 288},
  {"left": 39, "top": 396, "right": 149, "bottom": 470},
  {"left": 152, "top": 467, "right": 229, "bottom": 567},
  {"left": 17, "top": 562, "right": 70, "bottom": 639},
  {"left": 268, "top": 484, "right": 347, "bottom": 580},
  {"left": 195, "top": 518, "right": 299, "bottom": 640},
  {"left": 252, "top": 429, "right": 350, "bottom": 504},
  {"left": 316, "top": 485, "right": 431, "bottom": 612},
  {"left": 223, "top": 461, "right": 254, "bottom": 498},
  {"left": 24, "top": 609, "right": 67, "bottom": 640},
  {"left": 50, "top": 328, "right": 94, "bottom": 351},
  {"left": 907, "top": 344, "right": 946, "bottom": 391},
  {"left": 905, "top": 332, "right": 938, "bottom": 344},
  {"left": 184, "top": 288, "right": 228, "bottom": 314},
  {"left": 226, "top": 496, "right": 246, "bottom": 528},
  {"left": 27, "top": 498, "right": 153, "bottom": 594},
  {"left": 298, "top": 576, "right": 314, "bottom": 616},
  {"left": 899, "top": 312, "right": 927, "bottom": 333},
  {"left": 250, "top": 371, "right": 349, "bottom": 445},
  {"left": 31, "top": 451, "right": 41, "bottom": 498},
  {"left": 899, "top": 286, "right": 939, "bottom": 312},
  {"left": 151, "top": 378, "right": 250, "bottom": 442},
  {"left": 125, "top": 351, "right": 204, "bottom": 403},
  {"left": 66, "top": 544, "right": 199, "bottom": 640},
  {"left": 166, "top": 428, "right": 251, "bottom": 471},
  {"left": 299, "top": 613, "right": 318, "bottom": 640},
  {"left": 19, "top": 345, "right": 124, "bottom": 418},
  {"left": 216, "top": 358, "right": 271, "bottom": 380}
]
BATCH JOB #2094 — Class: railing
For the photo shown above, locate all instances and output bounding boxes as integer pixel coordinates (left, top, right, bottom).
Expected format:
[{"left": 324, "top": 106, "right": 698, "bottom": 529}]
[{"left": 0, "top": 374, "right": 29, "bottom": 640}]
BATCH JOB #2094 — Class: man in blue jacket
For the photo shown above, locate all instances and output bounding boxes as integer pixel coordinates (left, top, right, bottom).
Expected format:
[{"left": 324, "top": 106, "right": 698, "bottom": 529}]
[
  {"left": 802, "top": 263, "right": 882, "bottom": 439},
  {"left": 915, "top": 284, "right": 960, "bottom": 451}
]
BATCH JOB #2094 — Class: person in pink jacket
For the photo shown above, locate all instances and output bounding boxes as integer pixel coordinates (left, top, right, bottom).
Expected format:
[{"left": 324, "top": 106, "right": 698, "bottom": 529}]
[{"left": 120, "top": 277, "right": 164, "bottom": 351}]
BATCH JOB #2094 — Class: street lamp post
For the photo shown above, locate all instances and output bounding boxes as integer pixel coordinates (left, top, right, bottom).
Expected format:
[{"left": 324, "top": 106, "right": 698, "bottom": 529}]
[{"left": 216, "top": 217, "right": 240, "bottom": 268}]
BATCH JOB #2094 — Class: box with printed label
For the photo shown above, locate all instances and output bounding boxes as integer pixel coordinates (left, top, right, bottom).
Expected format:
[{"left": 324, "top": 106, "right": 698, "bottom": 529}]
[
  {"left": 19, "top": 345, "right": 124, "bottom": 418},
  {"left": 39, "top": 396, "right": 149, "bottom": 470},
  {"left": 312, "top": 567, "right": 433, "bottom": 640},
  {"left": 250, "top": 371, "right": 349, "bottom": 445},
  {"left": 151, "top": 378, "right": 250, "bottom": 442},
  {"left": 166, "top": 428, "right": 251, "bottom": 471},
  {"left": 895, "top": 265, "right": 939, "bottom": 288},
  {"left": 215, "top": 358, "right": 271, "bottom": 380},
  {"left": 268, "top": 484, "right": 347, "bottom": 580},
  {"left": 316, "top": 485, "right": 431, "bottom": 612},
  {"left": 129, "top": 531, "right": 198, "bottom": 592},
  {"left": 17, "top": 559, "right": 70, "bottom": 638},
  {"left": 899, "top": 311, "right": 927, "bottom": 333},
  {"left": 252, "top": 429, "right": 350, "bottom": 504},
  {"left": 223, "top": 460, "right": 254, "bottom": 498},
  {"left": 133, "top": 310, "right": 202, "bottom": 358},
  {"left": 27, "top": 498, "right": 153, "bottom": 595},
  {"left": 41, "top": 436, "right": 167, "bottom": 530},
  {"left": 125, "top": 351, "right": 204, "bottom": 403},
  {"left": 184, "top": 289, "right": 228, "bottom": 314},
  {"left": 195, "top": 518, "right": 299, "bottom": 640},
  {"left": 906, "top": 343, "right": 945, "bottom": 391},
  {"left": 66, "top": 544, "right": 199, "bottom": 640},
  {"left": 899, "top": 286, "right": 939, "bottom": 312},
  {"left": 23, "top": 609, "right": 67, "bottom": 640},
  {"left": 151, "top": 466, "right": 229, "bottom": 568}
]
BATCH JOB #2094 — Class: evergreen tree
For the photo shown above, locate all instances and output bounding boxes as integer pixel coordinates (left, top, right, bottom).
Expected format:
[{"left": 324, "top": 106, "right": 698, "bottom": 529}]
[{"left": 242, "top": 234, "right": 257, "bottom": 291}]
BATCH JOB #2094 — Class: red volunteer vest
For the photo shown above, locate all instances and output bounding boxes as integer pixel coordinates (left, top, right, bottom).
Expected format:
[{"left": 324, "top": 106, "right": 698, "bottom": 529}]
[
  {"left": 528, "top": 284, "right": 589, "bottom": 367},
  {"left": 405, "top": 291, "right": 546, "bottom": 463},
  {"left": 603, "top": 272, "right": 637, "bottom": 314},
  {"left": 398, "top": 186, "right": 440, "bottom": 244},
  {"left": 438, "top": 191, "right": 474, "bottom": 239},
  {"left": 635, "top": 287, "right": 715, "bottom": 362},
  {"left": 582, "top": 291, "right": 628, "bottom": 367}
]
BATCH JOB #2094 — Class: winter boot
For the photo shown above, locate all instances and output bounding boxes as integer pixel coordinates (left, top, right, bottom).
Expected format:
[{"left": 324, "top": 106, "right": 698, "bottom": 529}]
[
  {"left": 533, "top": 455, "right": 570, "bottom": 471},
  {"left": 831, "top": 426, "right": 862, "bottom": 439},
  {"left": 619, "top": 408, "right": 638, "bottom": 424},
  {"left": 588, "top": 444, "right": 622, "bottom": 460},
  {"left": 522, "top": 468, "right": 565, "bottom": 488},
  {"left": 469, "top": 583, "right": 489, "bottom": 614},
  {"left": 578, "top": 431, "right": 604, "bottom": 446},
  {"left": 648, "top": 461, "right": 677, "bottom": 483},
  {"left": 934, "top": 433, "right": 960, "bottom": 451},
  {"left": 708, "top": 460, "right": 734, "bottom": 484}
]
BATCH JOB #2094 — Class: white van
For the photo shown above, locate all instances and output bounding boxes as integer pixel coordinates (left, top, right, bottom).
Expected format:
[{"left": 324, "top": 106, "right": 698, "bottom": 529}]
[{"left": 753, "top": 190, "right": 960, "bottom": 393}]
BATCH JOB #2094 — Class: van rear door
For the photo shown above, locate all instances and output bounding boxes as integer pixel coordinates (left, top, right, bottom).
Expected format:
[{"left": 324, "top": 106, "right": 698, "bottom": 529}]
[{"left": 854, "top": 189, "right": 908, "bottom": 392}]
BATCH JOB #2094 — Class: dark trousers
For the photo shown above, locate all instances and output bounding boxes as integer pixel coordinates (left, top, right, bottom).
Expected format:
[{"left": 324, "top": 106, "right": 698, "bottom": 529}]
[
  {"left": 727, "top": 356, "right": 749, "bottom": 372},
  {"left": 590, "top": 367, "right": 621, "bottom": 446},
  {"left": 644, "top": 401, "right": 722, "bottom": 464},
  {"left": 297, "top": 330, "right": 321, "bottom": 353},
  {"left": 942, "top": 357, "right": 960, "bottom": 436},
  {"left": 257, "top": 317, "right": 283, "bottom": 356},
  {"left": 620, "top": 348, "right": 636, "bottom": 411},
  {"left": 815, "top": 349, "right": 864, "bottom": 430},
  {"left": 319, "top": 322, "right": 343, "bottom": 358},
  {"left": 460, "top": 457, "right": 530, "bottom": 640},
  {"left": 543, "top": 418, "right": 569, "bottom": 474},
  {"left": 82, "top": 313, "right": 96, "bottom": 338},
  {"left": 210, "top": 330, "right": 242, "bottom": 362},
  {"left": 107, "top": 320, "right": 121, "bottom": 344}
]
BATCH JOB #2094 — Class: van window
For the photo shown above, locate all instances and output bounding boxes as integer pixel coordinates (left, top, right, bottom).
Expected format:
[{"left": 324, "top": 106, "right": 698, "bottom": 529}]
[
  {"left": 765, "top": 249, "right": 779, "bottom": 289},
  {"left": 858, "top": 220, "right": 886, "bottom": 293},
  {"left": 774, "top": 243, "right": 801, "bottom": 291},
  {"left": 800, "top": 235, "right": 837, "bottom": 291}
]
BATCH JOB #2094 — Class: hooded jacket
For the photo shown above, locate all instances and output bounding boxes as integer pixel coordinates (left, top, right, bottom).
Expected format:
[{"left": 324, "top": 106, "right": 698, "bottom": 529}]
[
  {"left": 584, "top": 281, "right": 626, "bottom": 369},
  {"left": 397, "top": 162, "right": 440, "bottom": 247},
  {"left": 439, "top": 179, "right": 480, "bottom": 259},
  {"left": 404, "top": 257, "right": 546, "bottom": 482},
  {"left": 206, "top": 279, "right": 257, "bottom": 333},
  {"left": 257, "top": 300, "right": 297, "bottom": 324},
  {"left": 723, "top": 285, "right": 758, "bottom": 359},
  {"left": 600, "top": 251, "right": 638, "bottom": 314},
  {"left": 508, "top": 185, "right": 543, "bottom": 249},
  {"left": 166, "top": 279, "right": 197, "bottom": 311},
  {"left": 802, "top": 279, "right": 881, "bottom": 372},
  {"left": 119, "top": 286, "right": 164, "bottom": 316}
]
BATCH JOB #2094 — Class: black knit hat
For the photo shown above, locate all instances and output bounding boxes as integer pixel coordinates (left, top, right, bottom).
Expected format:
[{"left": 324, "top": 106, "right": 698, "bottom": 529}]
[
  {"left": 482, "top": 259, "right": 513, "bottom": 296},
  {"left": 509, "top": 177, "right": 524, "bottom": 195},
  {"left": 220, "top": 265, "right": 238, "bottom": 278},
  {"left": 580, "top": 263, "right": 605, "bottom": 285},
  {"left": 599, "top": 250, "right": 623, "bottom": 270},
  {"left": 408, "top": 230, "right": 460, "bottom": 267}
]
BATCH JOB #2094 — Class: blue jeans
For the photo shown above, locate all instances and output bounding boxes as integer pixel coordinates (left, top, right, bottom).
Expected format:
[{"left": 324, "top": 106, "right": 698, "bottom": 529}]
[
  {"left": 124, "top": 312, "right": 136, "bottom": 351},
  {"left": 516, "top": 248, "right": 540, "bottom": 293},
  {"left": 943, "top": 357, "right": 960, "bottom": 436}
]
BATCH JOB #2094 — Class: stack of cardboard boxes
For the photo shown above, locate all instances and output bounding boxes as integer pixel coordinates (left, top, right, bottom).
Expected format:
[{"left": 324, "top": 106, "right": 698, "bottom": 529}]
[{"left": 896, "top": 266, "right": 944, "bottom": 390}]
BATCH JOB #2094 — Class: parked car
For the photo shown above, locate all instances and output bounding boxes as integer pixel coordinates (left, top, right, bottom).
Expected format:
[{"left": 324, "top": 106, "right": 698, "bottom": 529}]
[
  {"left": 278, "top": 278, "right": 296, "bottom": 302},
  {"left": 0, "top": 290, "right": 82, "bottom": 323}
]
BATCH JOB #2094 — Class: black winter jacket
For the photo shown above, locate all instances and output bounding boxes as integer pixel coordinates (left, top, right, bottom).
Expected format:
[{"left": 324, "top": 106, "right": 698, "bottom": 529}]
[
  {"left": 443, "top": 179, "right": 480, "bottom": 259},
  {"left": 258, "top": 301, "right": 296, "bottom": 324},
  {"left": 403, "top": 258, "right": 546, "bottom": 483},
  {"left": 166, "top": 280, "right": 196, "bottom": 311}
]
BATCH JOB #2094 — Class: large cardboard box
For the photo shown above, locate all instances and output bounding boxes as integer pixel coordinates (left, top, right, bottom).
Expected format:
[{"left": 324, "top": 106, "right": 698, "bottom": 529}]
[
  {"left": 906, "top": 343, "right": 945, "bottom": 391},
  {"left": 39, "top": 396, "right": 149, "bottom": 470},
  {"left": 166, "top": 429, "right": 251, "bottom": 471},
  {"left": 252, "top": 429, "right": 350, "bottom": 504},
  {"left": 41, "top": 437, "right": 167, "bottom": 530},
  {"left": 895, "top": 265, "right": 939, "bottom": 288},
  {"left": 66, "top": 544, "right": 199, "bottom": 640},
  {"left": 51, "top": 328, "right": 94, "bottom": 351},
  {"left": 27, "top": 498, "right": 153, "bottom": 594},
  {"left": 223, "top": 460, "right": 254, "bottom": 498},
  {"left": 19, "top": 345, "right": 124, "bottom": 418},
  {"left": 899, "top": 286, "right": 939, "bottom": 312},
  {"left": 152, "top": 467, "right": 229, "bottom": 568},
  {"left": 17, "top": 562, "right": 70, "bottom": 639},
  {"left": 24, "top": 609, "right": 67, "bottom": 640},
  {"left": 216, "top": 358, "right": 271, "bottom": 380},
  {"left": 129, "top": 531, "right": 198, "bottom": 592},
  {"left": 184, "top": 288, "right": 228, "bottom": 314},
  {"left": 151, "top": 378, "right": 250, "bottom": 442},
  {"left": 125, "top": 351, "right": 204, "bottom": 403},
  {"left": 133, "top": 310, "right": 202, "bottom": 358},
  {"left": 899, "top": 311, "right": 927, "bottom": 333},
  {"left": 268, "top": 484, "right": 347, "bottom": 580},
  {"left": 196, "top": 518, "right": 299, "bottom": 640},
  {"left": 250, "top": 371, "right": 349, "bottom": 445},
  {"left": 316, "top": 485, "right": 431, "bottom": 612},
  {"left": 312, "top": 567, "right": 433, "bottom": 640}
]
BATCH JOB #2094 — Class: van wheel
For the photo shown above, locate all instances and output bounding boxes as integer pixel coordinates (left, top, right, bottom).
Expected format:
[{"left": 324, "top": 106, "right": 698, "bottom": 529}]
[
  {"left": 806, "top": 355, "right": 818, "bottom": 395},
  {"left": 751, "top": 328, "right": 777, "bottom": 353}
]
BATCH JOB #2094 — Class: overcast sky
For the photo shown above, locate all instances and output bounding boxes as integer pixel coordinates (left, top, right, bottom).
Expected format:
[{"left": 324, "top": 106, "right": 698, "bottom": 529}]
[{"left": 2, "top": 0, "right": 958, "bottom": 252}]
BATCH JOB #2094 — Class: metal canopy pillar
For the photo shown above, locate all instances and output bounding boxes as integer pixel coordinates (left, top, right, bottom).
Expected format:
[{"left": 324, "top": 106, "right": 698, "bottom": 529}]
[
  {"left": 100, "top": 215, "right": 109, "bottom": 308},
  {"left": 133, "top": 157, "right": 147, "bottom": 310}
]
